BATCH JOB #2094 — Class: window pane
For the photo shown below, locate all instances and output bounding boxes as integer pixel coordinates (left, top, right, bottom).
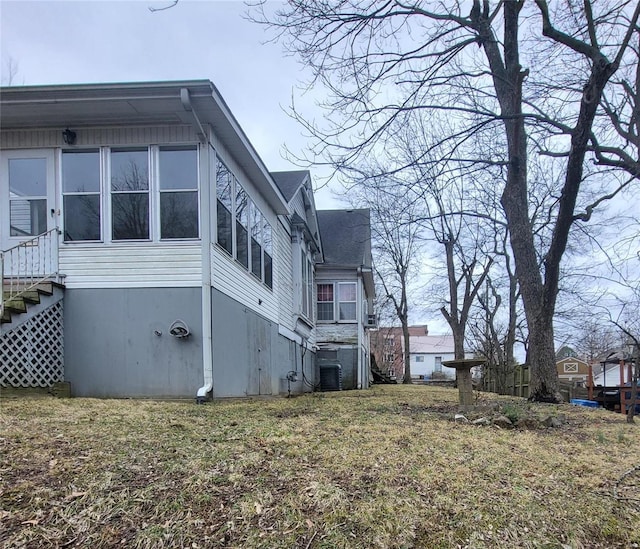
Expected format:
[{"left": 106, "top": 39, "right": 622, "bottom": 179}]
[
  {"left": 339, "top": 283, "right": 356, "bottom": 302},
  {"left": 236, "top": 222, "right": 248, "bottom": 268},
  {"left": 159, "top": 147, "right": 197, "bottom": 190},
  {"left": 161, "top": 192, "right": 198, "bottom": 239},
  {"left": 317, "top": 284, "right": 333, "bottom": 302},
  {"left": 9, "top": 158, "right": 46, "bottom": 196},
  {"left": 339, "top": 303, "right": 356, "bottom": 320},
  {"left": 111, "top": 149, "right": 148, "bottom": 191},
  {"left": 217, "top": 200, "right": 232, "bottom": 254},
  {"left": 10, "top": 199, "right": 47, "bottom": 236},
  {"left": 263, "top": 219, "right": 272, "bottom": 255},
  {"left": 112, "top": 193, "right": 149, "bottom": 240},
  {"left": 264, "top": 252, "right": 273, "bottom": 289},
  {"left": 251, "top": 235, "right": 262, "bottom": 278},
  {"left": 64, "top": 195, "right": 101, "bottom": 241},
  {"left": 62, "top": 150, "right": 100, "bottom": 192},
  {"left": 216, "top": 159, "right": 232, "bottom": 253},
  {"left": 236, "top": 184, "right": 249, "bottom": 268},
  {"left": 251, "top": 206, "right": 262, "bottom": 278},
  {"left": 317, "top": 302, "right": 334, "bottom": 321}
]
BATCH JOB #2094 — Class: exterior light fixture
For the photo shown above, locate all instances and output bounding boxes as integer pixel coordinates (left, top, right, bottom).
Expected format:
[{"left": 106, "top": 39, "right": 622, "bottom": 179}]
[{"left": 62, "top": 128, "right": 77, "bottom": 145}]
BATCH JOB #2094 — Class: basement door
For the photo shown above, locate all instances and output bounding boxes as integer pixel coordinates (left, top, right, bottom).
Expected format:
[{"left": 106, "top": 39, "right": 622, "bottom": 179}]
[
  {"left": 0, "top": 150, "right": 57, "bottom": 260},
  {"left": 246, "top": 312, "right": 272, "bottom": 396}
]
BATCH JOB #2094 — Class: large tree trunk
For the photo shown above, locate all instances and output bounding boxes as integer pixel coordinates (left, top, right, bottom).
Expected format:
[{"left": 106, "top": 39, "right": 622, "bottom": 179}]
[{"left": 476, "top": 1, "right": 561, "bottom": 401}]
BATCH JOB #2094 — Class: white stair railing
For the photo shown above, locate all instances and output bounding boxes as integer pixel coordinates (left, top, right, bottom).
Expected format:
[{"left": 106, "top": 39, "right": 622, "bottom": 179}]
[{"left": 1, "top": 228, "right": 60, "bottom": 318}]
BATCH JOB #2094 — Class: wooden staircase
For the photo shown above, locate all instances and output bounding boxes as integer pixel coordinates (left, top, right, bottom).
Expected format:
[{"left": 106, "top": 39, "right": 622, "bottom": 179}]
[{"left": 1, "top": 281, "right": 63, "bottom": 325}]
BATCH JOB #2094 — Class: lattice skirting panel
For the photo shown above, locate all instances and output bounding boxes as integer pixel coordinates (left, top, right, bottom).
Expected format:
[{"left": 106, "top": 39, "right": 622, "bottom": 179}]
[{"left": 0, "top": 301, "right": 64, "bottom": 387}]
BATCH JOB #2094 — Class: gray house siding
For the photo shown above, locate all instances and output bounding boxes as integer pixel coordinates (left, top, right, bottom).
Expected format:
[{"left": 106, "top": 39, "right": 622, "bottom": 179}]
[
  {"left": 211, "top": 288, "right": 316, "bottom": 397},
  {"left": 64, "top": 287, "right": 203, "bottom": 398}
]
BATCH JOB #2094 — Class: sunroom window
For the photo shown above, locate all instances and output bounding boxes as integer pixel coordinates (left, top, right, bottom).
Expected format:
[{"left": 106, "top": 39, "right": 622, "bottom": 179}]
[
  {"left": 111, "top": 148, "right": 149, "bottom": 240},
  {"left": 216, "top": 159, "right": 233, "bottom": 254},
  {"left": 159, "top": 146, "right": 198, "bottom": 239},
  {"left": 62, "top": 150, "right": 101, "bottom": 241},
  {"left": 263, "top": 218, "right": 273, "bottom": 289},
  {"left": 251, "top": 205, "right": 263, "bottom": 279},
  {"left": 235, "top": 182, "right": 249, "bottom": 268}
]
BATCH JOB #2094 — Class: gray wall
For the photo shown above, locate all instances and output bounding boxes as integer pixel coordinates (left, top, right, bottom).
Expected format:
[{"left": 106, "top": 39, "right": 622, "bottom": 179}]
[
  {"left": 212, "top": 289, "right": 316, "bottom": 397},
  {"left": 64, "top": 287, "right": 203, "bottom": 398}
]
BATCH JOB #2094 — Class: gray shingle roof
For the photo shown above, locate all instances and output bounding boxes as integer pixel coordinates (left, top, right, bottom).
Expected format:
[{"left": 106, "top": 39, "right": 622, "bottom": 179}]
[
  {"left": 270, "top": 171, "right": 310, "bottom": 202},
  {"left": 317, "top": 209, "right": 372, "bottom": 267}
]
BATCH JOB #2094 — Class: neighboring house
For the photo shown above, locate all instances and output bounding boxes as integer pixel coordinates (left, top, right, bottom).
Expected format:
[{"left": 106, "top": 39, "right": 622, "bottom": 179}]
[
  {"left": 555, "top": 345, "right": 577, "bottom": 360},
  {"left": 314, "top": 209, "right": 376, "bottom": 390},
  {"left": 409, "top": 334, "right": 456, "bottom": 381},
  {"left": 370, "top": 327, "right": 404, "bottom": 380},
  {"left": 370, "top": 325, "right": 455, "bottom": 382},
  {"left": 0, "top": 80, "right": 374, "bottom": 399},
  {"left": 555, "top": 356, "right": 590, "bottom": 385}
]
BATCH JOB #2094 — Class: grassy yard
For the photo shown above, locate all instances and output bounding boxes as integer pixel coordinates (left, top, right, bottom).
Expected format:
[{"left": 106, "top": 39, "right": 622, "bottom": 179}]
[{"left": 1, "top": 385, "right": 639, "bottom": 549}]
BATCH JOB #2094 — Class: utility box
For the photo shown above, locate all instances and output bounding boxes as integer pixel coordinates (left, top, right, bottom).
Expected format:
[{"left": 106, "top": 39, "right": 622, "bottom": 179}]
[{"left": 319, "top": 363, "right": 342, "bottom": 392}]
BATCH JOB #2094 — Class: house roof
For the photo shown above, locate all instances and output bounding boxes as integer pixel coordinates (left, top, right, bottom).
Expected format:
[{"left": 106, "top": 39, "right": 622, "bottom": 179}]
[
  {"left": 408, "top": 335, "right": 455, "bottom": 354},
  {"left": 271, "top": 171, "right": 310, "bottom": 202},
  {"left": 0, "top": 80, "right": 289, "bottom": 215},
  {"left": 316, "top": 209, "right": 374, "bottom": 298},
  {"left": 317, "top": 209, "right": 372, "bottom": 267}
]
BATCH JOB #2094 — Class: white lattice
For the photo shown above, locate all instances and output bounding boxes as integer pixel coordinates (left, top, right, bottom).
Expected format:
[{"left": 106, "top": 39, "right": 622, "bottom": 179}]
[{"left": 0, "top": 301, "right": 64, "bottom": 387}]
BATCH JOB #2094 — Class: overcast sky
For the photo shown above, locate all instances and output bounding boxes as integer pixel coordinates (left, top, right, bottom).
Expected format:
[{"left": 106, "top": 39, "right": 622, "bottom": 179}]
[{"left": 0, "top": 0, "right": 340, "bottom": 207}]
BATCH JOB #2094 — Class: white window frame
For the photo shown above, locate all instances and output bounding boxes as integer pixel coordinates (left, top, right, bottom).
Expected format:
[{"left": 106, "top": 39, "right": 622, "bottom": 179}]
[
  {"left": 61, "top": 144, "right": 201, "bottom": 244},
  {"left": 316, "top": 281, "right": 358, "bottom": 323},
  {"left": 564, "top": 362, "right": 578, "bottom": 373}
]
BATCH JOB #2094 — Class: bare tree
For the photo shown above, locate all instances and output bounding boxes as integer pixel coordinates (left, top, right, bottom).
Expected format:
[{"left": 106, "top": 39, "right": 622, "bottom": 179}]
[
  {"left": 252, "top": 0, "right": 640, "bottom": 401},
  {"left": 351, "top": 176, "right": 423, "bottom": 383},
  {"left": 1, "top": 57, "right": 20, "bottom": 86}
]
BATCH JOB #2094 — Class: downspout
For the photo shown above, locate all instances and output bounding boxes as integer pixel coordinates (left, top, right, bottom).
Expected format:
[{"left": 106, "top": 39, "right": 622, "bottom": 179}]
[
  {"left": 357, "top": 266, "right": 363, "bottom": 389},
  {"left": 181, "top": 87, "right": 213, "bottom": 402},
  {"left": 197, "top": 142, "right": 213, "bottom": 402}
]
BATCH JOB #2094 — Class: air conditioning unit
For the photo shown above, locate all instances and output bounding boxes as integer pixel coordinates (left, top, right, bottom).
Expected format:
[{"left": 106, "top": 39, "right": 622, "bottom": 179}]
[
  {"left": 365, "top": 314, "right": 377, "bottom": 328},
  {"left": 319, "top": 363, "right": 342, "bottom": 391}
]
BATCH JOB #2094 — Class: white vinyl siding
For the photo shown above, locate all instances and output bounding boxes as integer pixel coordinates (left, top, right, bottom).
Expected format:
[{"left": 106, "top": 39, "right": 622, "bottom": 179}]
[
  {"left": 276, "top": 218, "right": 294, "bottom": 331},
  {"left": 1, "top": 126, "right": 198, "bottom": 150},
  {"left": 59, "top": 243, "right": 201, "bottom": 288},
  {"left": 212, "top": 243, "right": 278, "bottom": 323}
]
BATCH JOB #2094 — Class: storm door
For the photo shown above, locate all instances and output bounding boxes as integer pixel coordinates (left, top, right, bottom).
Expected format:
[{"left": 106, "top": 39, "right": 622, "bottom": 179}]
[{"left": 0, "top": 150, "right": 57, "bottom": 274}]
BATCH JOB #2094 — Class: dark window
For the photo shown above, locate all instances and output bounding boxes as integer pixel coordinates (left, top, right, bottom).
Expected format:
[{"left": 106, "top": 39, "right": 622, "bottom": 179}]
[
  {"left": 235, "top": 182, "right": 249, "bottom": 268},
  {"left": 263, "top": 218, "right": 273, "bottom": 289},
  {"left": 159, "top": 147, "right": 198, "bottom": 239},
  {"left": 216, "top": 158, "right": 233, "bottom": 254},
  {"left": 111, "top": 149, "right": 149, "bottom": 240},
  {"left": 317, "top": 283, "right": 334, "bottom": 321},
  {"left": 62, "top": 150, "right": 101, "bottom": 241},
  {"left": 251, "top": 205, "right": 262, "bottom": 279}
]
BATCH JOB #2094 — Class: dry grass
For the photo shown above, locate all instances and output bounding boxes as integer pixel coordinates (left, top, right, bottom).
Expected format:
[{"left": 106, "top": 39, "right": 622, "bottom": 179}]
[{"left": 1, "top": 385, "right": 639, "bottom": 549}]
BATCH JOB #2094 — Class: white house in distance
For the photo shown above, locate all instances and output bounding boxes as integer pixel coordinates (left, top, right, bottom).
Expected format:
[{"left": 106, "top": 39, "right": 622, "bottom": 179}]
[
  {"left": 407, "top": 334, "right": 456, "bottom": 381},
  {"left": 0, "top": 80, "right": 375, "bottom": 399}
]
